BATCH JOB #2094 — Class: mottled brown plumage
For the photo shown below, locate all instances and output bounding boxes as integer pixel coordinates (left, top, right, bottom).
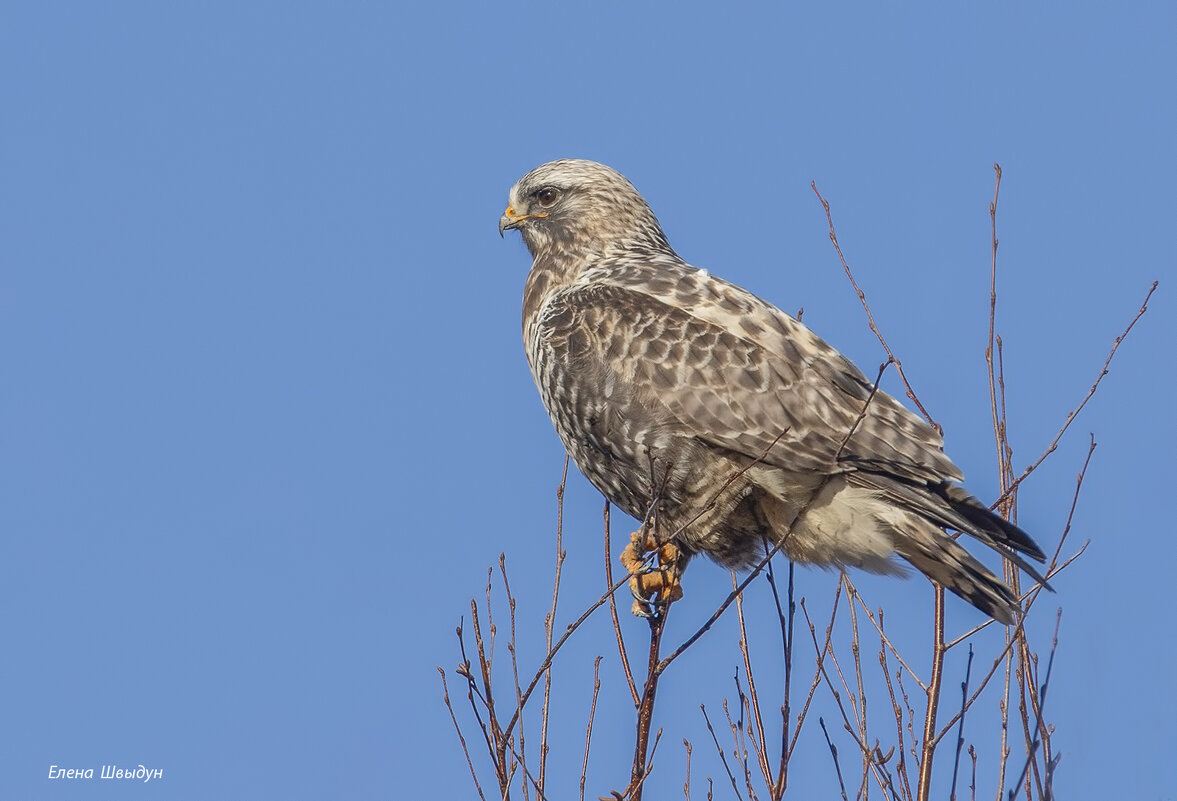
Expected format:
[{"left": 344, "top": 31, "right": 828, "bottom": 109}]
[{"left": 500, "top": 159, "right": 1046, "bottom": 623}]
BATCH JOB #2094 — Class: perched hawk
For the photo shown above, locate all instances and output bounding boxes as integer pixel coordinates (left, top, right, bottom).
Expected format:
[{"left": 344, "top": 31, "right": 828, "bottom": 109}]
[{"left": 499, "top": 159, "right": 1045, "bottom": 624}]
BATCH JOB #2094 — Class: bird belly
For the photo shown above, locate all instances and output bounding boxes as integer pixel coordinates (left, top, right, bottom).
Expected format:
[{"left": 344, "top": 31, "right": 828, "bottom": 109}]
[
  {"left": 538, "top": 370, "right": 778, "bottom": 569},
  {"left": 751, "top": 470, "right": 906, "bottom": 576}
]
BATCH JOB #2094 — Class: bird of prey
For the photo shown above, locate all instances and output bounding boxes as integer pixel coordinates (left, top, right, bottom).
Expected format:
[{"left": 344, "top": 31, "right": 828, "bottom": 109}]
[{"left": 499, "top": 159, "right": 1046, "bottom": 624}]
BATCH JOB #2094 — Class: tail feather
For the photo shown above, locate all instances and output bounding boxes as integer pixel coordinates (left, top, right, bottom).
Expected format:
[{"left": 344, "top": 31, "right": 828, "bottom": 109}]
[
  {"left": 852, "top": 473, "right": 1048, "bottom": 561},
  {"left": 889, "top": 519, "right": 1021, "bottom": 625},
  {"left": 940, "top": 483, "right": 1046, "bottom": 561},
  {"left": 845, "top": 472, "right": 1053, "bottom": 620}
]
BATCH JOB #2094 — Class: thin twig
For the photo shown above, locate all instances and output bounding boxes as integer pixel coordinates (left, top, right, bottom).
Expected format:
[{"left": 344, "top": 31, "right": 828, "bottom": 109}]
[
  {"left": 896, "top": 664, "right": 917, "bottom": 770},
  {"left": 604, "top": 502, "right": 640, "bottom": 706},
  {"left": 789, "top": 589, "right": 843, "bottom": 760},
  {"left": 818, "top": 717, "right": 850, "bottom": 801},
  {"left": 500, "top": 559, "right": 531, "bottom": 801},
  {"left": 438, "top": 667, "right": 489, "bottom": 801},
  {"left": 981, "top": 167, "right": 1024, "bottom": 801},
  {"left": 933, "top": 608, "right": 1029, "bottom": 750},
  {"left": 849, "top": 588, "right": 927, "bottom": 691},
  {"left": 580, "top": 656, "right": 603, "bottom": 801},
  {"left": 949, "top": 646, "right": 976, "bottom": 801},
  {"left": 802, "top": 596, "right": 888, "bottom": 791},
  {"left": 734, "top": 574, "right": 773, "bottom": 790},
  {"left": 468, "top": 589, "right": 511, "bottom": 795},
  {"left": 504, "top": 572, "right": 629, "bottom": 739},
  {"left": 1007, "top": 610, "right": 1062, "bottom": 801},
  {"left": 453, "top": 620, "right": 497, "bottom": 779},
  {"left": 968, "top": 745, "right": 977, "bottom": 801},
  {"left": 996, "top": 627, "right": 1013, "bottom": 798},
  {"left": 843, "top": 578, "right": 871, "bottom": 797},
  {"left": 986, "top": 163, "right": 1007, "bottom": 506},
  {"left": 539, "top": 459, "right": 571, "bottom": 791},
  {"left": 701, "top": 704, "right": 745, "bottom": 801},
  {"left": 763, "top": 558, "right": 795, "bottom": 799},
  {"left": 878, "top": 612, "right": 914, "bottom": 801},
  {"left": 915, "top": 584, "right": 946, "bottom": 801},
  {"left": 658, "top": 540, "right": 782, "bottom": 672},
  {"left": 722, "top": 681, "right": 757, "bottom": 801},
  {"left": 811, "top": 181, "right": 938, "bottom": 430},
  {"left": 994, "top": 280, "right": 1157, "bottom": 508},
  {"left": 937, "top": 440, "right": 1096, "bottom": 742},
  {"left": 630, "top": 730, "right": 665, "bottom": 800}
]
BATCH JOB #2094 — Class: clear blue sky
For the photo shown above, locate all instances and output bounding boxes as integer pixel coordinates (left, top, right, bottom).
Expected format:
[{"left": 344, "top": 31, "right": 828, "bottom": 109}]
[{"left": 2, "top": 3, "right": 1173, "bottom": 799}]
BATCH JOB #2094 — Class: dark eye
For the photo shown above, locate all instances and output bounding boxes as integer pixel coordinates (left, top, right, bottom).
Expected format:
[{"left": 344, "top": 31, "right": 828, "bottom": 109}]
[{"left": 536, "top": 187, "right": 559, "bottom": 207}]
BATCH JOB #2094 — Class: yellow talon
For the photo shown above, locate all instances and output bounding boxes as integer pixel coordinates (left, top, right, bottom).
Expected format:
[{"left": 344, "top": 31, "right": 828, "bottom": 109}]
[{"left": 620, "top": 528, "right": 683, "bottom": 615}]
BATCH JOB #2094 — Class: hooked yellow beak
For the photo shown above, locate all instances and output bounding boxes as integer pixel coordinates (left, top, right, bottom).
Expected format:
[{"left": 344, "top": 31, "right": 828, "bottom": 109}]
[{"left": 498, "top": 206, "right": 548, "bottom": 237}]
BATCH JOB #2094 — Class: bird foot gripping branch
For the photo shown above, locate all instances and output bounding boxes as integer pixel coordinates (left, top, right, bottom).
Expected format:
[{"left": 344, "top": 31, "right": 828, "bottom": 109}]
[{"left": 620, "top": 527, "right": 684, "bottom": 617}]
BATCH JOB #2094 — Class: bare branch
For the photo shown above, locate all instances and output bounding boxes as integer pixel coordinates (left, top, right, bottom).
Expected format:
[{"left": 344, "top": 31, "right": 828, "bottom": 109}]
[
  {"left": 540, "top": 458, "right": 571, "bottom": 790},
  {"left": 658, "top": 541, "right": 782, "bottom": 671},
  {"left": 986, "top": 163, "right": 1010, "bottom": 504},
  {"left": 604, "top": 503, "right": 640, "bottom": 706},
  {"left": 994, "top": 280, "right": 1157, "bottom": 507},
  {"left": 937, "top": 440, "right": 1096, "bottom": 742},
  {"left": 818, "top": 717, "right": 850, "bottom": 801},
  {"left": 878, "top": 612, "right": 914, "bottom": 801},
  {"left": 811, "top": 181, "right": 939, "bottom": 430},
  {"left": 843, "top": 580, "right": 871, "bottom": 798},
  {"left": 734, "top": 574, "right": 773, "bottom": 789},
  {"left": 1006, "top": 611, "right": 1062, "bottom": 801},
  {"left": 628, "top": 603, "right": 672, "bottom": 800},
  {"left": 764, "top": 558, "right": 796, "bottom": 799},
  {"left": 500, "top": 558, "right": 532, "bottom": 801},
  {"left": 850, "top": 589, "right": 927, "bottom": 691},
  {"left": 701, "top": 704, "right": 745, "bottom": 801},
  {"left": 915, "top": 584, "right": 946, "bottom": 801},
  {"left": 505, "top": 572, "right": 629, "bottom": 740},
  {"left": 580, "top": 656, "right": 603, "bottom": 801},
  {"left": 789, "top": 589, "right": 843, "bottom": 761},
  {"left": 949, "top": 646, "right": 976, "bottom": 801},
  {"left": 439, "top": 667, "right": 489, "bottom": 801}
]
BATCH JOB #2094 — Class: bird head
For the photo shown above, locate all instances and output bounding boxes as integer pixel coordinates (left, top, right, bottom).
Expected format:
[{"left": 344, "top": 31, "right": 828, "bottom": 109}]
[{"left": 499, "top": 159, "right": 672, "bottom": 259}]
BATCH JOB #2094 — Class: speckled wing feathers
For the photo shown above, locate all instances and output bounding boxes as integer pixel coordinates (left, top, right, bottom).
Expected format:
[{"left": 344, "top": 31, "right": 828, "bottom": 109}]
[{"left": 549, "top": 260, "right": 962, "bottom": 484}]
